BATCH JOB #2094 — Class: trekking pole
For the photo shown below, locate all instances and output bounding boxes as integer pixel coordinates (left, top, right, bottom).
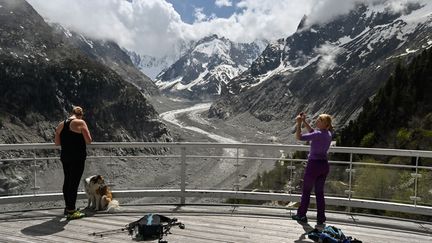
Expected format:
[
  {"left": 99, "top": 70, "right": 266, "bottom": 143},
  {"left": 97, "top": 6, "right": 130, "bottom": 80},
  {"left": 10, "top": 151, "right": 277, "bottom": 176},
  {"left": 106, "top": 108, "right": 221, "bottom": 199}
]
[{"left": 89, "top": 226, "right": 128, "bottom": 237}]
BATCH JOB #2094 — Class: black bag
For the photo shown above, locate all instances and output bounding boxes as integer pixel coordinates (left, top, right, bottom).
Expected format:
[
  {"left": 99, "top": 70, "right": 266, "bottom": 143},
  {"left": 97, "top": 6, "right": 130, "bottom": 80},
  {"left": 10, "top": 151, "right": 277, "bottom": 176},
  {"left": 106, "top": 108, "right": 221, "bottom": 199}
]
[
  {"left": 126, "top": 214, "right": 185, "bottom": 242},
  {"left": 90, "top": 213, "right": 184, "bottom": 243}
]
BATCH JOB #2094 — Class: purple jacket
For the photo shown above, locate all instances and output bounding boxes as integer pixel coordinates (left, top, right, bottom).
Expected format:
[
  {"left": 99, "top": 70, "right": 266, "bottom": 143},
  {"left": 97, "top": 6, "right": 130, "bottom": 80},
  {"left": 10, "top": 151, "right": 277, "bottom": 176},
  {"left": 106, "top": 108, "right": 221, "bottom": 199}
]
[{"left": 300, "top": 129, "right": 332, "bottom": 160}]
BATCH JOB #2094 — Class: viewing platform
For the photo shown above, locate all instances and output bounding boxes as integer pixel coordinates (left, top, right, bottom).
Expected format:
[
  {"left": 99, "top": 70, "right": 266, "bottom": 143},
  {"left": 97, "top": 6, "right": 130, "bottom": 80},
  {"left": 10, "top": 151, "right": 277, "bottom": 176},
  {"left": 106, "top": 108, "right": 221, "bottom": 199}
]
[
  {"left": 1, "top": 204, "right": 432, "bottom": 242},
  {"left": 0, "top": 142, "right": 431, "bottom": 242}
]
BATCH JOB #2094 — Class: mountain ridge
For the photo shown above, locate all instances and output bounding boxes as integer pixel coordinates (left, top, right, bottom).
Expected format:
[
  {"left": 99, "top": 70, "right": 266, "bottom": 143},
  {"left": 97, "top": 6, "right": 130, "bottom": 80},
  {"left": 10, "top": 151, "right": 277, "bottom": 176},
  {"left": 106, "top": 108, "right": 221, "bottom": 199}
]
[
  {"left": 154, "top": 34, "right": 265, "bottom": 100},
  {"left": 209, "top": 2, "right": 432, "bottom": 127}
]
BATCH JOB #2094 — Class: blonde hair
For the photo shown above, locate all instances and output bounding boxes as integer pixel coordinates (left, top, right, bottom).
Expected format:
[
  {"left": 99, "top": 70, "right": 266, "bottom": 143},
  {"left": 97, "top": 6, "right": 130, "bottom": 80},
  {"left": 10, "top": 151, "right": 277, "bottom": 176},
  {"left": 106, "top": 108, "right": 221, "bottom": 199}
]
[
  {"left": 318, "top": 114, "right": 333, "bottom": 130},
  {"left": 71, "top": 106, "right": 84, "bottom": 117}
]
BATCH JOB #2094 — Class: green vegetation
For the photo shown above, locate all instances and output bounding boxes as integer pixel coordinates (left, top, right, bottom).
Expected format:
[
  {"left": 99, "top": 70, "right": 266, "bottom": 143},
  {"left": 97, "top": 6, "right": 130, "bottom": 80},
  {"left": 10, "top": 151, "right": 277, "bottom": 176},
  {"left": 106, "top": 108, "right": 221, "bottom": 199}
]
[{"left": 338, "top": 48, "right": 432, "bottom": 150}]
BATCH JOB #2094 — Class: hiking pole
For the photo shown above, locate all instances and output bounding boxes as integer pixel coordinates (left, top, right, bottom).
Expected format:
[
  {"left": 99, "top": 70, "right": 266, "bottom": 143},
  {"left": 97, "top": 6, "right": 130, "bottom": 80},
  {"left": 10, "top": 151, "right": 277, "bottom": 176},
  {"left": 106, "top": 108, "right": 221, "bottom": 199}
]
[{"left": 89, "top": 226, "right": 128, "bottom": 237}]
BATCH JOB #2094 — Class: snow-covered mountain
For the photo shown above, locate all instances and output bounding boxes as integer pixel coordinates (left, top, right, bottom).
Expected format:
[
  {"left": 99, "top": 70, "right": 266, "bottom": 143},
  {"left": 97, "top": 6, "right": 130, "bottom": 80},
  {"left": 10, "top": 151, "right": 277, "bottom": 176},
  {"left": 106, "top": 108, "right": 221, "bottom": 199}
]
[
  {"left": 127, "top": 41, "right": 190, "bottom": 80},
  {"left": 128, "top": 53, "right": 173, "bottom": 80},
  {"left": 210, "top": 1, "right": 432, "bottom": 126},
  {"left": 154, "top": 35, "right": 266, "bottom": 99}
]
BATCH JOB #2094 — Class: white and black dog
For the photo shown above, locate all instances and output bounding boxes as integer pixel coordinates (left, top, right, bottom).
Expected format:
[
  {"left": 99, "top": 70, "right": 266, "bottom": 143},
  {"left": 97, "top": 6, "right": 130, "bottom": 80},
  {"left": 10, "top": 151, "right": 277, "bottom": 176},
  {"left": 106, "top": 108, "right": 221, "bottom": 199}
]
[{"left": 84, "top": 175, "right": 105, "bottom": 210}]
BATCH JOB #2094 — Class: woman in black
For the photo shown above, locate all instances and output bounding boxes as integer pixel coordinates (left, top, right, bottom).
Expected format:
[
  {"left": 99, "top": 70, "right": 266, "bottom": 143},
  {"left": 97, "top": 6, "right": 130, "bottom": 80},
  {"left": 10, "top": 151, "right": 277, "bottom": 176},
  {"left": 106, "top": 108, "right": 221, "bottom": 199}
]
[{"left": 55, "top": 106, "right": 92, "bottom": 220}]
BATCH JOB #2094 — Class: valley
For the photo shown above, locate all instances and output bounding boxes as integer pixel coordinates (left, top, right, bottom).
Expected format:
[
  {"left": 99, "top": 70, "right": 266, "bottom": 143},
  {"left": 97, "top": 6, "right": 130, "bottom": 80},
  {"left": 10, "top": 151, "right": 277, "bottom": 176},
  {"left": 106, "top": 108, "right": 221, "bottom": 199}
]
[{"left": 126, "top": 95, "right": 300, "bottom": 204}]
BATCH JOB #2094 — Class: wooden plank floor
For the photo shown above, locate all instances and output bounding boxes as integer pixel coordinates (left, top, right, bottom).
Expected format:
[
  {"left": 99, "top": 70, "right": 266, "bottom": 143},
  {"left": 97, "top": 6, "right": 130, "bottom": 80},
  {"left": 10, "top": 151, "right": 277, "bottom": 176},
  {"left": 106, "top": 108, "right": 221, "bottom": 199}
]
[{"left": 0, "top": 205, "right": 431, "bottom": 243}]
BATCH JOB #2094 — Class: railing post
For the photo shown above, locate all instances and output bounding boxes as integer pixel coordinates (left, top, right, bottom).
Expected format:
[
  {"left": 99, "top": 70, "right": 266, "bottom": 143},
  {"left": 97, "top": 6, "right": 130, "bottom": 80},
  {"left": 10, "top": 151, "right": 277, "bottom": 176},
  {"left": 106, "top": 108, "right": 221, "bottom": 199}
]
[
  {"left": 233, "top": 147, "right": 240, "bottom": 191},
  {"left": 345, "top": 153, "right": 354, "bottom": 213},
  {"left": 410, "top": 156, "right": 421, "bottom": 206},
  {"left": 180, "top": 147, "right": 186, "bottom": 205},
  {"left": 31, "top": 150, "right": 40, "bottom": 195}
]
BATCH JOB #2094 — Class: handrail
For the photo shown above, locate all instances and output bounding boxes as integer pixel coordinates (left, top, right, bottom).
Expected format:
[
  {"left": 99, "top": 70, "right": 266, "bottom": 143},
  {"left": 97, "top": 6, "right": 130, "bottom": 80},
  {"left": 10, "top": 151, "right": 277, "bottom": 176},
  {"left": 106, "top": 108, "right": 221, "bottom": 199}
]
[
  {"left": 0, "top": 142, "right": 431, "bottom": 217},
  {"left": 1, "top": 142, "right": 432, "bottom": 158}
]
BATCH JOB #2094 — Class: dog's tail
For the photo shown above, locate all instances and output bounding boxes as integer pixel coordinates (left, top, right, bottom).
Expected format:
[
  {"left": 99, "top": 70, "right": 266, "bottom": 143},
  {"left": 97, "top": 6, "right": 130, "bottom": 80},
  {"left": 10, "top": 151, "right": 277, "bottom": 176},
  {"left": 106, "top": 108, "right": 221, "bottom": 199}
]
[{"left": 106, "top": 199, "right": 121, "bottom": 213}]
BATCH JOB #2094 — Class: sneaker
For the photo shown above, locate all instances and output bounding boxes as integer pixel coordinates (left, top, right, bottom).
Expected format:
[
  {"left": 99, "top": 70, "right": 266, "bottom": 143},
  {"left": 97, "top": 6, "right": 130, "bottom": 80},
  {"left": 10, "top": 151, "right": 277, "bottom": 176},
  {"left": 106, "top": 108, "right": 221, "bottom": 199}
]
[
  {"left": 64, "top": 207, "right": 80, "bottom": 215},
  {"left": 66, "top": 210, "right": 85, "bottom": 220},
  {"left": 291, "top": 214, "right": 308, "bottom": 223}
]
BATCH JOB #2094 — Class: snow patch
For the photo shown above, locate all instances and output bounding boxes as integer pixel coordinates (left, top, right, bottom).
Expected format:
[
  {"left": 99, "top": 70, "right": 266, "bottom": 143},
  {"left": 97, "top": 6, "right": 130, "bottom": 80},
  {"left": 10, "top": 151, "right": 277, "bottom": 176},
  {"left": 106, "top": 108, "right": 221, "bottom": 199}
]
[
  {"left": 193, "top": 39, "right": 230, "bottom": 60},
  {"left": 250, "top": 61, "right": 286, "bottom": 88},
  {"left": 81, "top": 36, "right": 94, "bottom": 48},
  {"left": 155, "top": 76, "right": 182, "bottom": 90},
  {"left": 338, "top": 35, "right": 352, "bottom": 45},
  {"left": 63, "top": 28, "right": 73, "bottom": 38}
]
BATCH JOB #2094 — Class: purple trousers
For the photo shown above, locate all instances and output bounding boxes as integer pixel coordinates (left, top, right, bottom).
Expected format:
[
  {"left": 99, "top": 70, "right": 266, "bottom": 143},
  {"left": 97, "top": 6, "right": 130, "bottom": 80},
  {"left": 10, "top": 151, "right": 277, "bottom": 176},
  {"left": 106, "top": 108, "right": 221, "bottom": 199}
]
[{"left": 297, "top": 159, "right": 329, "bottom": 222}]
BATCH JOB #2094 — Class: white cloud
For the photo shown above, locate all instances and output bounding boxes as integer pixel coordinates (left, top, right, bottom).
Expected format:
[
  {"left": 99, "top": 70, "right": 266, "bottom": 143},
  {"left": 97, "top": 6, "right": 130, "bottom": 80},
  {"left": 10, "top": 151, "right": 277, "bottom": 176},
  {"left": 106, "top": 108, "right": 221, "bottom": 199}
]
[
  {"left": 304, "top": 0, "right": 426, "bottom": 26},
  {"left": 215, "top": 0, "right": 233, "bottom": 7},
  {"left": 26, "top": 0, "right": 309, "bottom": 57},
  {"left": 27, "top": 0, "right": 185, "bottom": 57},
  {"left": 315, "top": 43, "right": 343, "bottom": 74},
  {"left": 186, "top": 0, "right": 309, "bottom": 43},
  {"left": 194, "top": 7, "right": 207, "bottom": 22},
  {"left": 26, "top": 0, "right": 427, "bottom": 58}
]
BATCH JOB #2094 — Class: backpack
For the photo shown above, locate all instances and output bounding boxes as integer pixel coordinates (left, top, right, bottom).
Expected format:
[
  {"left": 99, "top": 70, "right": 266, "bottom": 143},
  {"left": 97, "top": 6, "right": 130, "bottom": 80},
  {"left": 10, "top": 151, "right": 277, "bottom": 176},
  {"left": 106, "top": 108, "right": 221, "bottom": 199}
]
[
  {"left": 126, "top": 214, "right": 185, "bottom": 242},
  {"left": 90, "top": 213, "right": 184, "bottom": 242},
  {"left": 308, "top": 225, "right": 362, "bottom": 243}
]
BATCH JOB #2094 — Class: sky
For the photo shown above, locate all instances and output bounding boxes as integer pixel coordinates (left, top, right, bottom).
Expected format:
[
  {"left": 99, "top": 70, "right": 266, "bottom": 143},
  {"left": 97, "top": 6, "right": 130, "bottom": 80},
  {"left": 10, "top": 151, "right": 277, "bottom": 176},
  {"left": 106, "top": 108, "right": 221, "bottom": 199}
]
[
  {"left": 26, "top": 0, "right": 424, "bottom": 57},
  {"left": 166, "top": 0, "right": 243, "bottom": 24}
]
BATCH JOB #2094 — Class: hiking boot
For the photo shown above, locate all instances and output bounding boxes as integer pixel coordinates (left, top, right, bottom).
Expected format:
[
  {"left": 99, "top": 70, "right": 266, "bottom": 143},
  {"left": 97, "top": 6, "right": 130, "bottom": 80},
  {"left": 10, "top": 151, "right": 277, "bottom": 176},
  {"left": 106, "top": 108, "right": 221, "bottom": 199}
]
[
  {"left": 66, "top": 210, "right": 85, "bottom": 220},
  {"left": 292, "top": 214, "right": 308, "bottom": 223}
]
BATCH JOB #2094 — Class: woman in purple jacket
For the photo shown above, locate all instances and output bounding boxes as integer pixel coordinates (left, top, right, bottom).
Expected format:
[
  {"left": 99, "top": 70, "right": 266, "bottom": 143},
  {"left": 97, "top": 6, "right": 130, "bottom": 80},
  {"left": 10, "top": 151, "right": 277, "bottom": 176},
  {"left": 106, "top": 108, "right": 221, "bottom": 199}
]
[{"left": 292, "top": 112, "right": 333, "bottom": 225}]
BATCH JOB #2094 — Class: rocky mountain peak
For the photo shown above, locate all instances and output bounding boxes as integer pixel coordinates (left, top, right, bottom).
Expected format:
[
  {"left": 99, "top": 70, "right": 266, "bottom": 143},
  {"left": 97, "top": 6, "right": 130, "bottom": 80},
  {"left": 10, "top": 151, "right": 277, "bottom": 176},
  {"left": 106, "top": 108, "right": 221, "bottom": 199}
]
[{"left": 154, "top": 35, "right": 264, "bottom": 99}]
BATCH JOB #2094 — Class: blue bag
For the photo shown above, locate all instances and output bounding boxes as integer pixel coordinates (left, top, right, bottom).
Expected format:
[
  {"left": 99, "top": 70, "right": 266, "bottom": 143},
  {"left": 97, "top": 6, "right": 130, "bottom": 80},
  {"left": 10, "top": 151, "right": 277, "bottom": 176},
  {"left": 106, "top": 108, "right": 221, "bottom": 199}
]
[{"left": 308, "top": 225, "right": 362, "bottom": 243}]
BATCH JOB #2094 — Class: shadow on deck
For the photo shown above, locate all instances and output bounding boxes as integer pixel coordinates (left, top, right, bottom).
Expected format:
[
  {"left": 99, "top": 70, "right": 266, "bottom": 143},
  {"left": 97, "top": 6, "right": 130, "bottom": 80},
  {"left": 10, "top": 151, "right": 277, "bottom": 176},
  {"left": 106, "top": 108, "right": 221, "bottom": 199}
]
[{"left": 1, "top": 205, "right": 431, "bottom": 242}]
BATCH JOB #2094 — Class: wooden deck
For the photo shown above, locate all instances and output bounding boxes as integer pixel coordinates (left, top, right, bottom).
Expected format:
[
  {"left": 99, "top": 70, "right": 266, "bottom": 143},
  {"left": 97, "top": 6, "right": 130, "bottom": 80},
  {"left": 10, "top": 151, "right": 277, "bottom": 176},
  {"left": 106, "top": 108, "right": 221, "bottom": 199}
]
[{"left": 0, "top": 205, "right": 431, "bottom": 243}]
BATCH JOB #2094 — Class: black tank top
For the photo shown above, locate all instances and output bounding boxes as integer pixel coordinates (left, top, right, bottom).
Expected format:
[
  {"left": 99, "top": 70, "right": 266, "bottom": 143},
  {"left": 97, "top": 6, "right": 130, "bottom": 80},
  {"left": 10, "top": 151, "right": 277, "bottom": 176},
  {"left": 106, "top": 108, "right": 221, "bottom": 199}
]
[{"left": 60, "top": 118, "right": 87, "bottom": 161}]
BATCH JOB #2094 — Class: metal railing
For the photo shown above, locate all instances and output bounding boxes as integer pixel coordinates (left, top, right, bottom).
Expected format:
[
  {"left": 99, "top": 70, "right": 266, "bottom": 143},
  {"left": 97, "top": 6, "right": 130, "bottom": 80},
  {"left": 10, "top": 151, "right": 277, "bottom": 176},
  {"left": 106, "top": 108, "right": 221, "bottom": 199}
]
[{"left": 0, "top": 142, "right": 431, "bottom": 216}]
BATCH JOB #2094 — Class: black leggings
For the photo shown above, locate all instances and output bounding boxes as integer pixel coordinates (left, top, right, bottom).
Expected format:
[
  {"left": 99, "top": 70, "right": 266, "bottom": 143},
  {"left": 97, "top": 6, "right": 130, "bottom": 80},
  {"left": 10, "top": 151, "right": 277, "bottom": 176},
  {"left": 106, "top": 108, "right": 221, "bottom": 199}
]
[{"left": 61, "top": 158, "right": 85, "bottom": 211}]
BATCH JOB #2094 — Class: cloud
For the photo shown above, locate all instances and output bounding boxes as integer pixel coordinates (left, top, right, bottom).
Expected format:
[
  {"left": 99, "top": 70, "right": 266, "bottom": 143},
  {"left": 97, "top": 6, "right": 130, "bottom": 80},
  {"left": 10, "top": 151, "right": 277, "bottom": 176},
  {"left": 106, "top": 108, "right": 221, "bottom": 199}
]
[
  {"left": 315, "top": 43, "right": 343, "bottom": 74},
  {"left": 304, "top": 0, "right": 426, "bottom": 26},
  {"left": 26, "top": 0, "right": 310, "bottom": 57},
  {"left": 215, "top": 0, "right": 233, "bottom": 7},
  {"left": 186, "top": 0, "right": 309, "bottom": 43},
  {"left": 194, "top": 7, "right": 207, "bottom": 22},
  {"left": 26, "top": 0, "right": 426, "bottom": 58},
  {"left": 27, "top": 0, "right": 185, "bottom": 57}
]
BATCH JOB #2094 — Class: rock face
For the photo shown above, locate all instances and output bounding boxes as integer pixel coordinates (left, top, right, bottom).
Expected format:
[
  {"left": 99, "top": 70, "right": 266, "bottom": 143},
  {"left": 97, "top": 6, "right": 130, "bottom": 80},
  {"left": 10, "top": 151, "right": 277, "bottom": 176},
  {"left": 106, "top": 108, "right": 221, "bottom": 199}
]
[
  {"left": 209, "top": 2, "right": 432, "bottom": 126},
  {"left": 0, "top": 0, "right": 171, "bottom": 143},
  {"left": 154, "top": 35, "right": 265, "bottom": 100},
  {"left": 51, "top": 25, "right": 160, "bottom": 97}
]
